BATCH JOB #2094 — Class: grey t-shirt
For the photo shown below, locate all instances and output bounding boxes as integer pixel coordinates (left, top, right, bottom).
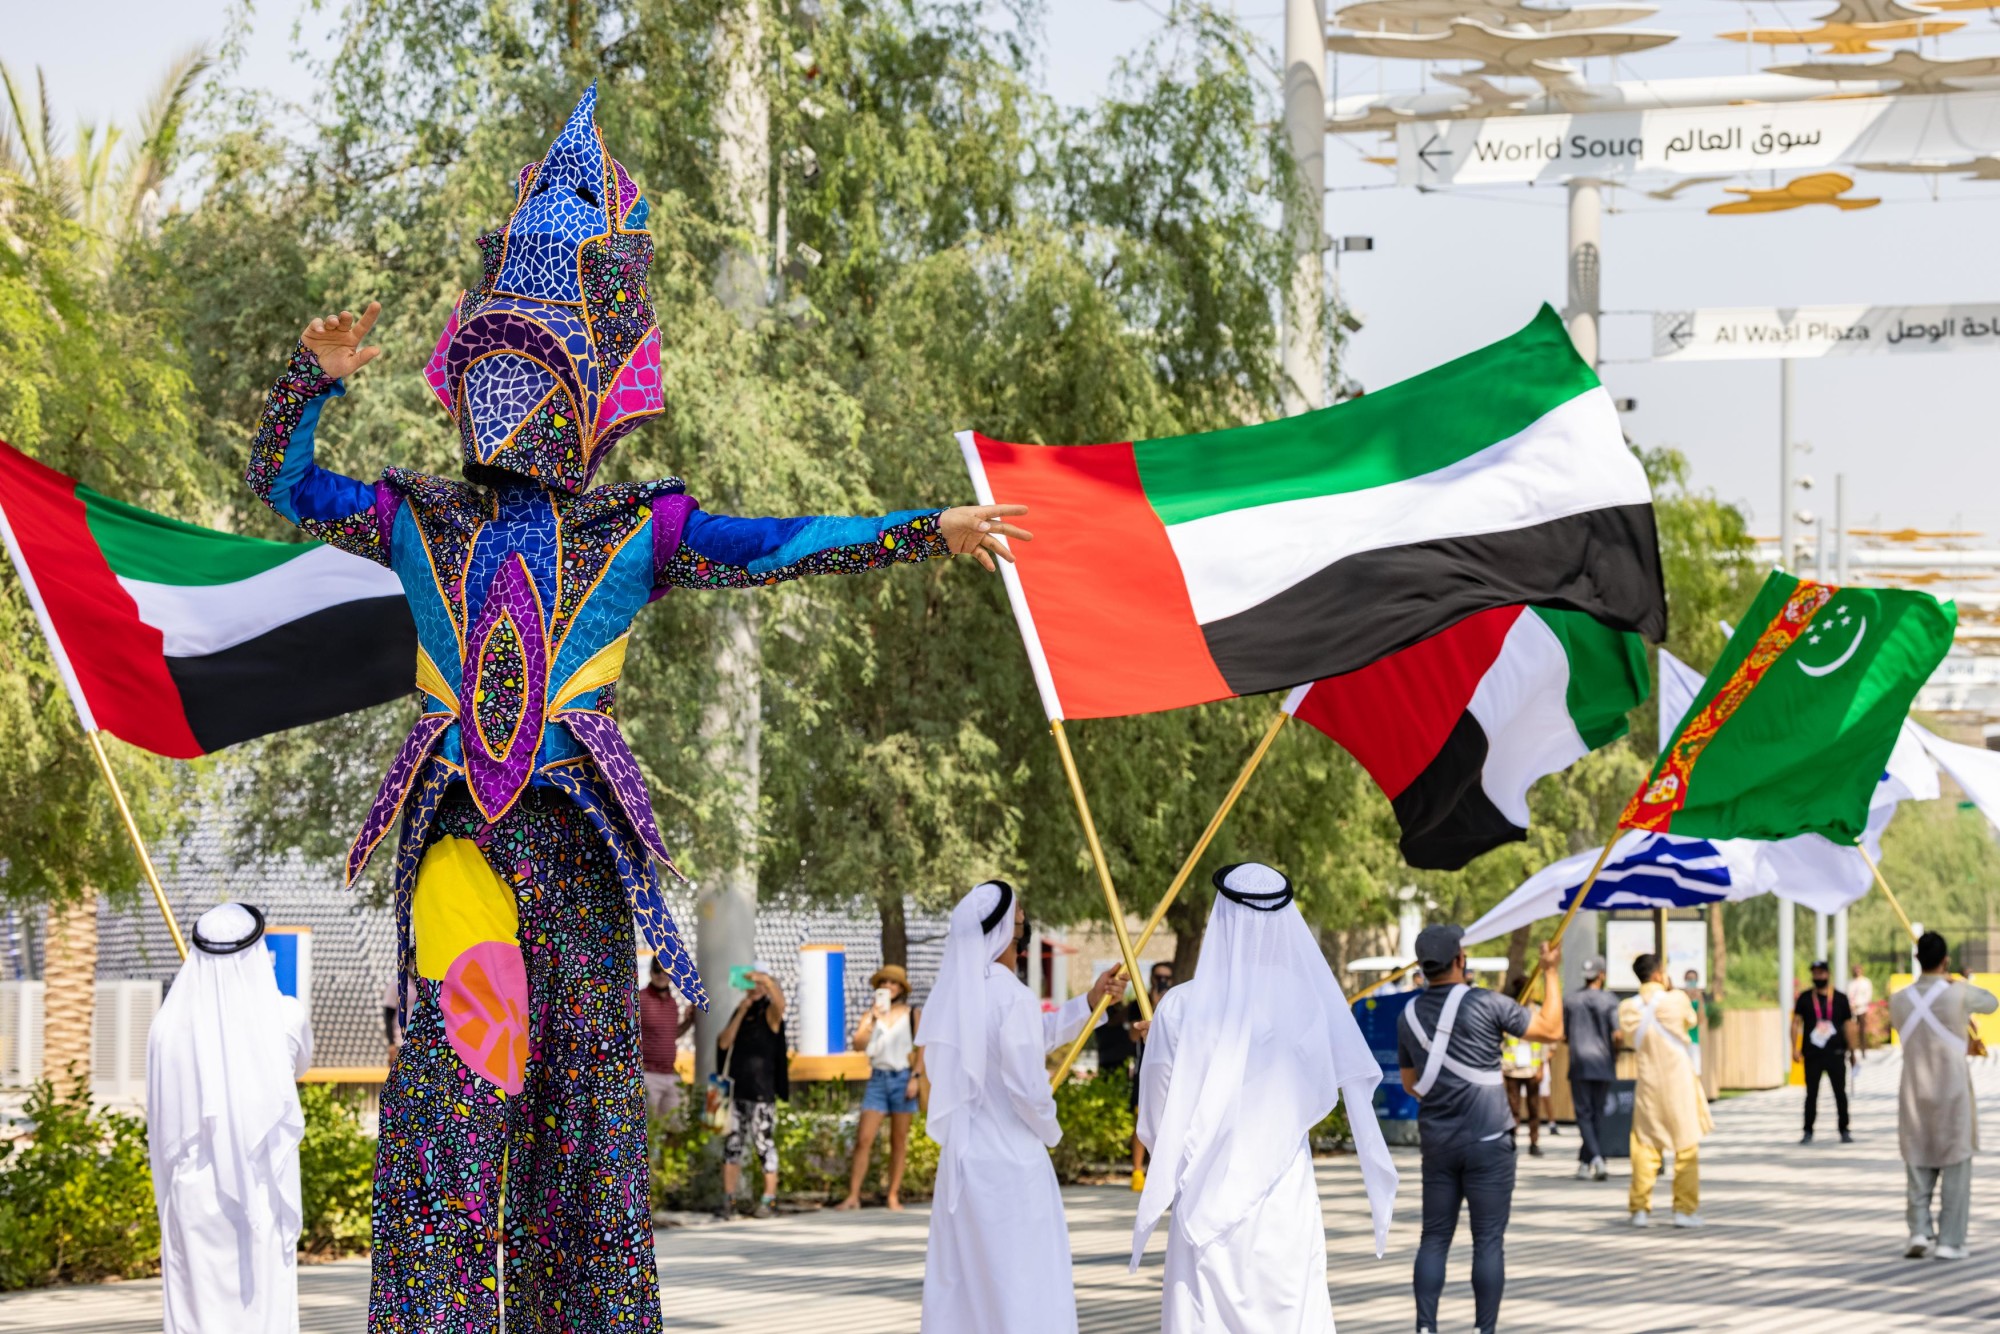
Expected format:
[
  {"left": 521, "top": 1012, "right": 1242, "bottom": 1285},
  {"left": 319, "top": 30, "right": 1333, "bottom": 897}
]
[
  {"left": 1396, "top": 984, "right": 1530, "bottom": 1152},
  {"left": 1566, "top": 985, "right": 1621, "bottom": 1081}
]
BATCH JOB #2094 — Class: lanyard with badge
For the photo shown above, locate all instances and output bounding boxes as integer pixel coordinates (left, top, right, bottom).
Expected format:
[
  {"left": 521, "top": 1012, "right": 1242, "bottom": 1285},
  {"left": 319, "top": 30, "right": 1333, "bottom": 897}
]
[{"left": 1809, "top": 989, "right": 1837, "bottom": 1049}]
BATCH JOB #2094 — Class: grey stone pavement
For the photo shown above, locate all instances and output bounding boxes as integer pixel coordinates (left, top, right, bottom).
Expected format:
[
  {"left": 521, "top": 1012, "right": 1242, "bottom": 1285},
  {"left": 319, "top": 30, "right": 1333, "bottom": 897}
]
[{"left": 4, "top": 1049, "right": 1995, "bottom": 1332}]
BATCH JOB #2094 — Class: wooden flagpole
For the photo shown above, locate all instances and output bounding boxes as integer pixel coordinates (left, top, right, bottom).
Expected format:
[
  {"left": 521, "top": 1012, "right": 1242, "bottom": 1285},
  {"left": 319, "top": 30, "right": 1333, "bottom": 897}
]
[
  {"left": 1050, "top": 706, "right": 1292, "bottom": 1089},
  {"left": 1854, "top": 842, "right": 1918, "bottom": 943},
  {"left": 1, "top": 506, "right": 187, "bottom": 962},
  {"left": 1521, "top": 827, "right": 1625, "bottom": 1004},
  {"left": 1350, "top": 960, "right": 1420, "bottom": 1004},
  {"left": 1050, "top": 718, "right": 1151, "bottom": 1023},
  {"left": 85, "top": 729, "right": 187, "bottom": 961}
]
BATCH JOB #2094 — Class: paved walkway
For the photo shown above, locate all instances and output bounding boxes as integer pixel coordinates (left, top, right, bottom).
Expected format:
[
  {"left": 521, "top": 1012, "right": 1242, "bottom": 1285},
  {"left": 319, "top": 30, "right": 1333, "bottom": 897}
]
[{"left": 4, "top": 1050, "right": 1996, "bottom": 1332}]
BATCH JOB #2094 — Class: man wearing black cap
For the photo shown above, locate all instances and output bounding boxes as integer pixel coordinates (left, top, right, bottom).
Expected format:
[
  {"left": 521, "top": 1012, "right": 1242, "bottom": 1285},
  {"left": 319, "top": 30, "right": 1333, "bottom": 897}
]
[
  {"left": 1793, "top": 958, "right": 1861, "bottom": 1144},
  {"left": 1567, "top": 955, "right": 1619, "bottom": 1181},
  {"left": 1397, "top": 923, "right": 1564, "bottom": 1334}
]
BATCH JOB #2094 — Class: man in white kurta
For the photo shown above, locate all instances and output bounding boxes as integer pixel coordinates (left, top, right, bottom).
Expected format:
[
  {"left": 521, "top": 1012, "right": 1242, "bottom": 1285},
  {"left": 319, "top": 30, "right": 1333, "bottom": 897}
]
[
  {"left": 147, "top": 903, "right": 314, "bottom": 1334},
  {"left": 1891, "top": 930, "right": 1998, "bottom": 1260},
  {"left": 1617, "top": 951, "right": 1711, "bottom": 1227},
  {"left": 917, "top": 880, "right": 1123, "bottom": 1334},
  {"left": 1132, "top": 864, "right": 1397, "bottom": 1333}
]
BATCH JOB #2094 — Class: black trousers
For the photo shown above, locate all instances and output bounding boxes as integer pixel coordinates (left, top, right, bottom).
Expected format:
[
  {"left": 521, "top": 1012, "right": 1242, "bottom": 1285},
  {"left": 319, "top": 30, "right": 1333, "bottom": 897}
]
[
  {"left": 1414, "top": 1134, "right": 1516, "bottom": 1334},
  {"left": 1803, "top": 1048, "right": 1850, "bottom": 1134},
  {"left": 1571, "top": 1076, "right": 1611, "bottom": 1164}
]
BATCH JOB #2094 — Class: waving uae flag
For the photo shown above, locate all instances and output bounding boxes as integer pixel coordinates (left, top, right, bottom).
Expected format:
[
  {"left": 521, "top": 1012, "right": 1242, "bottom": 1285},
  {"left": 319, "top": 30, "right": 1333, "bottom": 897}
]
[
  {"left": 1281, "top": 606, "right": 1648, "bottom": 870},
  {"left": 1624, "top": 571, "right": 1955, "bottom": 843},
  {"left": 0, "top": 439, "right": 414, "bottom": 758},
  {"left": 960, "top": 305, "right": 1665, "bottom": 720}
]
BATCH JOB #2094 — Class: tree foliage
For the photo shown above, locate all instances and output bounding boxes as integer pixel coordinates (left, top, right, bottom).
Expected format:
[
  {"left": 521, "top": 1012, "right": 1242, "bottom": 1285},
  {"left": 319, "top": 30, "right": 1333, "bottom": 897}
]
[{"left": 0, "top": 1, "right": 1870, "bottom": 982}]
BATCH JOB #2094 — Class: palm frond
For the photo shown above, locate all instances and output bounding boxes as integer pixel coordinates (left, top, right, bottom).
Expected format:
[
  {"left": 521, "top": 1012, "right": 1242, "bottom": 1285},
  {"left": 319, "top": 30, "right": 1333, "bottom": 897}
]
[{"left": 112, "top": 46, "right": 212, "bottom": 238}]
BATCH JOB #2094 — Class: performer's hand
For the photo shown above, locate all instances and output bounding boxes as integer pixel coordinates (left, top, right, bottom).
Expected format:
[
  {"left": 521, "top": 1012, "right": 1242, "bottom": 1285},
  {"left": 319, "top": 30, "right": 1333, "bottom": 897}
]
[
  {"left": 940, "top": 504, "right": 1032, "bottom": 572},
  {"left": 1087, "top": 964, "right": 1126, "bottom": 1009},
  {"left": 1131, "top": 1019, "right": 1152, "bottom": 1042},
  {"left": 301, "top": 302, "right": 384, "bottom": 380},
  {"left": 1537, "top": 938, "right": 1562, "bottom": 972}
]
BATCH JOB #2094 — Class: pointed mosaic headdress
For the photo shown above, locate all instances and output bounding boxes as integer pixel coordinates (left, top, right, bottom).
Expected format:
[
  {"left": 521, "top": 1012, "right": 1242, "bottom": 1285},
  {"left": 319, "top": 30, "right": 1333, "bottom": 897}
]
[{"left": 423, "top": 85, "right": 663, "bottom": 492}]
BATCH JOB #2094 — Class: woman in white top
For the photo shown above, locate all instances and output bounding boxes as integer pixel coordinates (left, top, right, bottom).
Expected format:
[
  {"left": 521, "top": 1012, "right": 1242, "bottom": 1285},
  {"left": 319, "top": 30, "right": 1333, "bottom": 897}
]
[{"left": 834, "top": 964, "right": 922, "bottom": 1210}]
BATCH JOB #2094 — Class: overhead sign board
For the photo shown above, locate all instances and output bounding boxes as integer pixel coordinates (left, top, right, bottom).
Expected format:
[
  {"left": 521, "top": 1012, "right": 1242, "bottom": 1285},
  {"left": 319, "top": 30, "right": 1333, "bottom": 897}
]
[
  {"left": 1652, "top": 303, "right": 2000, "bottom": 361},
  {"left": 1397, "top": 90, "right": 2000, "bottom": 186}
]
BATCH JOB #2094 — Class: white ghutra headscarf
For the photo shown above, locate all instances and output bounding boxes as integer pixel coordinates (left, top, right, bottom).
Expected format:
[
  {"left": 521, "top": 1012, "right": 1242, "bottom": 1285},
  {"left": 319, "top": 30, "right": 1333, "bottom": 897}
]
[
  {"left": 915, "top": 879, "right": 1018, "bottom": 1212},
  {"left": 1130, "top": 863, "right": 1397, "bottom": 1268},
  {"left": 146, "top": 903, "right": 305, "bottom": 1235}
]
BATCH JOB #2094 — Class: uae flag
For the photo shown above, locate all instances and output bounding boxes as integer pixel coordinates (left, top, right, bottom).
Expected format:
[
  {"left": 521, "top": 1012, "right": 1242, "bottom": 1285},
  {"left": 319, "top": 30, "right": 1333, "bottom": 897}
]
[
  {"left": 0, "top": 439, "right": 415, "bottom": 758},
  {"left": 1282, "top": 606, "right": 1649, "bottom": 869},
  {"left": 960, "top": 305, "right": 1665, "bottom": 721}
]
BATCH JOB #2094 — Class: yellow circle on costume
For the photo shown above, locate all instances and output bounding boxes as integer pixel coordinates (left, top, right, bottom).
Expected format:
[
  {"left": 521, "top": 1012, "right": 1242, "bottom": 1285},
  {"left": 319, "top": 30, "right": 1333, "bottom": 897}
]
[{"left": 413, "top": 836, "right": 522, "bottom": 980}]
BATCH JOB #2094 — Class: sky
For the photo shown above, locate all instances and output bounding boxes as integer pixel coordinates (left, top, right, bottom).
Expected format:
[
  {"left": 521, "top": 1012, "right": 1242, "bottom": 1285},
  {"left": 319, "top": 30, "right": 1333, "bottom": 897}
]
[{"left": 9, "top": 0, "right": 2000, "bottom": 541}]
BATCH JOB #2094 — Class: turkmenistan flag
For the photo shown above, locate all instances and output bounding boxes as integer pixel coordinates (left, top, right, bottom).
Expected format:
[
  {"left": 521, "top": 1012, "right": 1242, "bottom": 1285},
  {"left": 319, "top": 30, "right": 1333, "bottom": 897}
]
[
  {"left": 960, "top": 305, "right": 1664, "bottom": 720},
  {"left": 1282, "top": 606, "right": 1648, "bottom": 870},
  {"left": 0, "top": 439, "right": 414, "bottom": 758},
  {"left": 1623, "top": 571, "right": 1956, "bottom": 842}
]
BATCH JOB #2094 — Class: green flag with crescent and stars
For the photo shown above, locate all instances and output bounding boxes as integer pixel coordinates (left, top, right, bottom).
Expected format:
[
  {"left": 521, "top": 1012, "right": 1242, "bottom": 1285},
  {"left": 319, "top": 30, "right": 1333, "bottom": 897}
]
[{"left": 1622, "top": 571, "right": 1955, "bottom": 842}]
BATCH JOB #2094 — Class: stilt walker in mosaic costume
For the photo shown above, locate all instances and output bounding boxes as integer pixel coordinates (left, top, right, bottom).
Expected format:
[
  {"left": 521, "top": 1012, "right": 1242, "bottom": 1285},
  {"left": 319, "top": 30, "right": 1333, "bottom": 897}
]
[{"left": 245, "top": 87, "right": 1028, "bottom": 1332}]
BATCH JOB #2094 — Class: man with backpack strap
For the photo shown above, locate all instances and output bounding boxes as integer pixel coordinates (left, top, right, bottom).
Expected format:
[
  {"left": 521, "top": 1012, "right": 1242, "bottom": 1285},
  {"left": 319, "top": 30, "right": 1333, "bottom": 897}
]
[
  {"left": 1398, "top": 924, "right": 1565, "bottom": 1334},
  {"left": 1892, "top": 931, "right": 1997, "bottom": 1261},
  {"left": 1619, "top": 952, "right": 1712, "bottom": 1228}
]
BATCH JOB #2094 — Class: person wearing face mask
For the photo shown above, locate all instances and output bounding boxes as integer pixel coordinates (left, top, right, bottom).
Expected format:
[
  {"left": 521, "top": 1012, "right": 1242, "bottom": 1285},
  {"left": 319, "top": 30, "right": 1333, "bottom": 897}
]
[{"left": 916, "top": 880, "right": 1126, "bottom": 1333}]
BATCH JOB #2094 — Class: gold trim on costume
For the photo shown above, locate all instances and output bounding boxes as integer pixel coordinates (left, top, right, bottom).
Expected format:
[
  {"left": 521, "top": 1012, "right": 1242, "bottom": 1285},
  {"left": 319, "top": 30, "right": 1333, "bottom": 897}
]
[{"left": 550, "top": 633, "right": 629, "bottom": 710}]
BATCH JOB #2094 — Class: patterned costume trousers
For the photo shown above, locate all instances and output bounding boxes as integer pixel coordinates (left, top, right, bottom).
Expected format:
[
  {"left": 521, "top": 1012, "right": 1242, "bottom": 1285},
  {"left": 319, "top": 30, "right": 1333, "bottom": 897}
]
[{"left": 369, "top": 788, "right": 659, "bottom": 1332}]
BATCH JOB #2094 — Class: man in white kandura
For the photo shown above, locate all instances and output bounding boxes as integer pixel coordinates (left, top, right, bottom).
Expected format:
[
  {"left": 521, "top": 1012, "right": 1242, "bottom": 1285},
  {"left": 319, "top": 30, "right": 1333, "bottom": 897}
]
[
  {"left": 1893, "top": 930, "right": 1998, "bottom": 1261},
  {"left": 917, "top": 879, "right": 1126, "bottom": 1334},
  {"left": 146, "top": 902, "right": 315, "bottom": 1334},
  {"left": 1132, "top": 863, "right": 1397, "bottom": 1333}
]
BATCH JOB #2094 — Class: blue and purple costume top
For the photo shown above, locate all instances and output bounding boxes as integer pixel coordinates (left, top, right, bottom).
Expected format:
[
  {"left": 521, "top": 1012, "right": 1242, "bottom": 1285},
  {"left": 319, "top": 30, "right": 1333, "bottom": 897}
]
[{"left": 246, "top": 86, "right": 951, "bottom": 1016}]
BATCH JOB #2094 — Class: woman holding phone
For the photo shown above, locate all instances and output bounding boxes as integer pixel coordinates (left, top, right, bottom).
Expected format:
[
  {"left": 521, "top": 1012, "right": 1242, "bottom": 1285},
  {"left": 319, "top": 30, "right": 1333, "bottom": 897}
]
[{"left": 833, "top": 965, "right": 923, "bottom": 1210}]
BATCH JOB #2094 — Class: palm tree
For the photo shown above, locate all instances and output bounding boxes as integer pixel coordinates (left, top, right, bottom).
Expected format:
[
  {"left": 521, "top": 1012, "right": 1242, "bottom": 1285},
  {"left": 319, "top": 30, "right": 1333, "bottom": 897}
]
[{"left": 0, "top": 48, "right": 210, "bottom": 265}]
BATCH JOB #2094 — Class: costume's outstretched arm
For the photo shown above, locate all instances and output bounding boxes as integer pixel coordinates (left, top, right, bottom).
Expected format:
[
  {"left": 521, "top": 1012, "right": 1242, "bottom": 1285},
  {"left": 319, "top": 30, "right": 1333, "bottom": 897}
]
[
  {"left": 245, "top": 344, "right": 391, "bottom": 566},
  {"left": 245, "top": 308, "right": 392, "bottom": 567},
  {"left": 654, "top": 507, "right": 952, "bottom": 592}
]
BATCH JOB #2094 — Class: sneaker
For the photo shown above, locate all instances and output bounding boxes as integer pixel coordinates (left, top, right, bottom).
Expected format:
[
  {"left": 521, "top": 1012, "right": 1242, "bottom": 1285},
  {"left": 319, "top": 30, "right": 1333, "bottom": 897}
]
[
  {"left": 1630, "top": 1210, "right": 1651, "bottom": 1227},
  {"left": 1672, "top": 1211, "right": 1705, "bottom": 1229},
  {"left": 1131, "top": 1167, "right": 1146, "bottom": 1192},
  {"left": 1839, "top": 1130, "right": 1854, "bottom": 1144},
  {"left": 1575, "top": 1161, "right": 1594, "bottom": 1180},
  {"left": 1934, "top": 1244, "right": 1970, "bottom": 1261},
  {"left": 752, "top": 1196, "right": 776, "bottom": 1219},
  {"left": 1905, "top": 1235, "right": 1934, "bottom": 1259},
  {"left": 712, "top": 1200, "right": 734, "bottom": 1222},
  {"left": 1592, "top": 1157, "right": 1609, "bottom": 1182},
  {"left": 1799, "top": 1132, "right": 1814, "bottom": 1145},
  {"left": 1528, "top": 1142, "right": 1544, "bottom": 1157}
]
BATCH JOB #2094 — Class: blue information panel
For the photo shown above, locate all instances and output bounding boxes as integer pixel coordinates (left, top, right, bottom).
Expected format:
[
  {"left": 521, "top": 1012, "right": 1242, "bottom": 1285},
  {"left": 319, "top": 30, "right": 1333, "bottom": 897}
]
[
  {"left": 265, "top": 931, "right": 303, "bottom": 998},
  {"left": 1350, "top": 989, "right": 1421, "bottom": 1124}
]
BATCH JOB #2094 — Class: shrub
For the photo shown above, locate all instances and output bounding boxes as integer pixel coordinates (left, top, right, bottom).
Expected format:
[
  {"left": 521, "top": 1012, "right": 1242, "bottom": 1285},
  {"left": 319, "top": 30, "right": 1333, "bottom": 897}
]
[
  {"left": 297, "top": 1084, "right": 375, "bottom": 1257},
  {"left": 1311, "top": 1099, "right": 1352, "bottom": 1152},
  {"left": 1049, "top": 1068, "right": 1134, "bottom": 1182},
  {"left": 648, "top": 1081, "right": 943, "bottom": 1209},
  {"left": 0, "top": 1076, "right": 159, "bottom": 1290}
]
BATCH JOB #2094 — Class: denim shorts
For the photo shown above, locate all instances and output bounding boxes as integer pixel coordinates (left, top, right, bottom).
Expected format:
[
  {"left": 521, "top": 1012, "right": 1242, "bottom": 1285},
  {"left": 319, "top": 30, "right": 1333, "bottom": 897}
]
[{"left": 861, "top": 1066, "right": 919, "bottom": 1114}]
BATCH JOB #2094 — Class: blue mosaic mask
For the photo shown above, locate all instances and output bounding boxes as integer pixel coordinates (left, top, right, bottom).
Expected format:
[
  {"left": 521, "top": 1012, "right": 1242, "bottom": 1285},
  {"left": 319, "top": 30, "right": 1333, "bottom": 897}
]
[{"left": 423, "top": 84, "right": 662, "bottom": 493}]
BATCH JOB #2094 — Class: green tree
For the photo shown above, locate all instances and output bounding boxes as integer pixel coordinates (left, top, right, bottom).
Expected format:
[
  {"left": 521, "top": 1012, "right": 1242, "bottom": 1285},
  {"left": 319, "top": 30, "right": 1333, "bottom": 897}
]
[{"left": 0, "top": 56, "right": 214, "bottom": 914}]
